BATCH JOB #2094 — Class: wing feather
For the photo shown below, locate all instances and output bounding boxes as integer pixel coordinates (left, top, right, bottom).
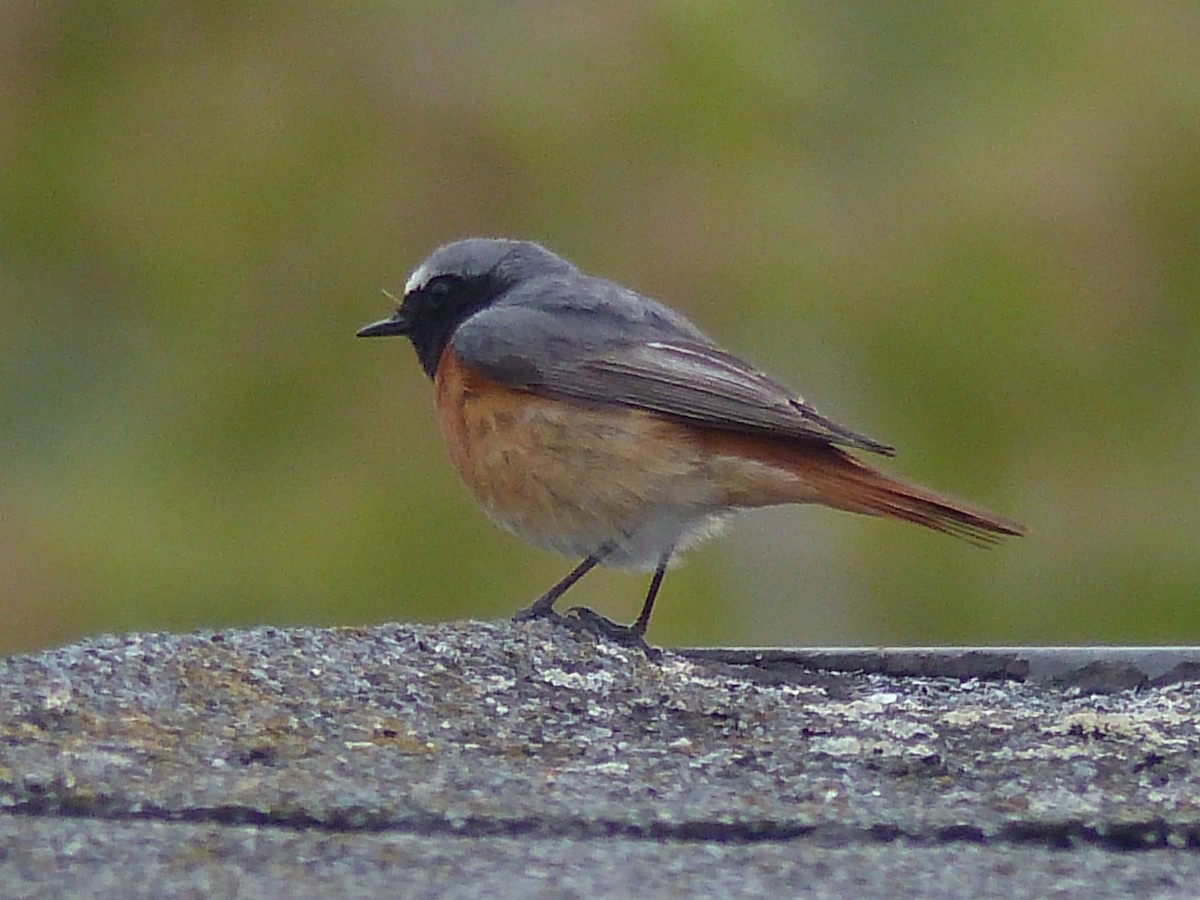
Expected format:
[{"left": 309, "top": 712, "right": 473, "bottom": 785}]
[
  {"left": 538, "top": 341, "right": 895, "bottom": 455},
  {"left": 450, "top": 291, "right": 894, "bottom": 456}
]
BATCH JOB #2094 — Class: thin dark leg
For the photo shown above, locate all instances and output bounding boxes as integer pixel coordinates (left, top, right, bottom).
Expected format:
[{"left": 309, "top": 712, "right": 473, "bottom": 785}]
[
  {"left": 565, "top": 548, "right": 672, "bottom": 651},
  {"left": 513, "top": 545, "right": 612, "bottom": 621},
  {"left": 629, "top": 552, "right": 671, "bottom": 639}
]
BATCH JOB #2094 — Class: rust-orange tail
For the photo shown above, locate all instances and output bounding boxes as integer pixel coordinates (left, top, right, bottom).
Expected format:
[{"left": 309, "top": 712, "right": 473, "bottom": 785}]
[
  {"left": 793, "top": 444, "right": 1025, "bottom": 545},
  {"left": 705, "top": 428, "right": 1025, "bottom": 545}
]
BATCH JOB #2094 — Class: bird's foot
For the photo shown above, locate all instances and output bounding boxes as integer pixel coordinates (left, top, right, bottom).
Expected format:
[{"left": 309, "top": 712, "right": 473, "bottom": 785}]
[
  {"left": 512, "top": 601, "right": 658, "bottom": 657},
  {"left": 512, "top": 603, "right": 546, "bottom": 623},
  {"left": 564, "top": 606, "right": 658, "bottom": 656}
]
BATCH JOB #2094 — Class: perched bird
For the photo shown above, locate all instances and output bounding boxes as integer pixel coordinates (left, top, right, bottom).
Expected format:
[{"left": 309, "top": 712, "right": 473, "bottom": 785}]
[{"left": 358, "top": 239, "right": 1023, "bottom": 643}]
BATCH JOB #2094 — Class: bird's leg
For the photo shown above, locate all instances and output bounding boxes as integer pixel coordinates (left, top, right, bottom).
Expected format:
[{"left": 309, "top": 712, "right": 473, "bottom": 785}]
[
  {"left": 513, "top": 544, "right": 612, "bottom": 621},
  {"left": 568, "top": 549, "right": 672, "bottom": 651},
  {"left": 630, "top": 553, "right": 670, "bottom": 639}
]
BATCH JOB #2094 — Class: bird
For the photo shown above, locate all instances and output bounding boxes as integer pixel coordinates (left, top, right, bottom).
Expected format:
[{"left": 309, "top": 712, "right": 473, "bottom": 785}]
[{"left": 357, "top": 238, "right": 1023, "bottom": 644}]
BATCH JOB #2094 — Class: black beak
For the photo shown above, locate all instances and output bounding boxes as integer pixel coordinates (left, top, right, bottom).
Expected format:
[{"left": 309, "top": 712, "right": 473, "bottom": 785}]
[{"left": 356, "top": 310, "right": 411, "bottom": 338}]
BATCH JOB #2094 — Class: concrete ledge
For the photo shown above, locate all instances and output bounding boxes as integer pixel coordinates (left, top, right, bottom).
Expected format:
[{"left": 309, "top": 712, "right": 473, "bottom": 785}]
[{"left": 2, "top": 621, "right": 1199, "bottom": 898}]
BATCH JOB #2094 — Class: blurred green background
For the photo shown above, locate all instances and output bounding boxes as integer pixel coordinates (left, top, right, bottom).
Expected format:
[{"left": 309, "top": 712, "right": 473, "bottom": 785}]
[{"left": 3, "top": 3, "right": 1198, "bottom": 655}]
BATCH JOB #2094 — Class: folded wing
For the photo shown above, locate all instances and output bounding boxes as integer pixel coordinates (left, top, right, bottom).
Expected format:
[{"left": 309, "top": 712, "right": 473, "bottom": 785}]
[{"left": 451, "top": 300, "right": 895, "bottom": 456}]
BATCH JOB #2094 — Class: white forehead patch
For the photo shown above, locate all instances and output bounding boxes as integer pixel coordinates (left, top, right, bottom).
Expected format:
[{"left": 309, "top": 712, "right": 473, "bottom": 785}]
[{"left": 403, "top": 262, "right": 433, "bottom": 296}]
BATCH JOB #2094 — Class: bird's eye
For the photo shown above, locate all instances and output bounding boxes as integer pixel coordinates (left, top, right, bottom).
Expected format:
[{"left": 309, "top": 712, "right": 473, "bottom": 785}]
[{"left": 428, "top": 279, "right": 452, "bottom": 300}]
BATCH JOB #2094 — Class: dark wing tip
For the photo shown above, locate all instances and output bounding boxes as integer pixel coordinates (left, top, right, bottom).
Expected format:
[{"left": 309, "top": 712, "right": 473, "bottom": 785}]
[
  {"left": 863, "top": 436, "right": 897, "bottom": 457},
  {"left": 791, "top": 399, "right": 896, "bottom": 456}
]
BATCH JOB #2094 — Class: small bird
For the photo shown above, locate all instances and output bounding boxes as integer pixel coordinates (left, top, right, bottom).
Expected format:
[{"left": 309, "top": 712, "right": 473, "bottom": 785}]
[{"left": 358, "top": 239, "right": 1023, "bottom": 643}]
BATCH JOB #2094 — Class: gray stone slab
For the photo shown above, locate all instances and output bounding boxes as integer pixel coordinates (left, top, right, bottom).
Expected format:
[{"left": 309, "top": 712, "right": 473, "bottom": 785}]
[
  {"left": 2, "top": 816, "right": 1200, "bottom": 900},
  {"left": 2, "top": 621, "right": 1199, "bottom": 897},
  {"left": 680, "top": 645, "right": 1200, "bottom": 690}
]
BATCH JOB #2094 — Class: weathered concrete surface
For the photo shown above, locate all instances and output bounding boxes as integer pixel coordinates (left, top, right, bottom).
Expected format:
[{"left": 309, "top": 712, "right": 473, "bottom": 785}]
[{"left": 1, "top": 621, "right": 1199, "bottom": 898}]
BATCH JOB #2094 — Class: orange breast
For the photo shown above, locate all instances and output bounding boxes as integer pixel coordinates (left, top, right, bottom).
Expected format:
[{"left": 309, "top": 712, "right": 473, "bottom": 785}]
[{"left": 433, "top": 351, "right": 781, "bottom": 566}]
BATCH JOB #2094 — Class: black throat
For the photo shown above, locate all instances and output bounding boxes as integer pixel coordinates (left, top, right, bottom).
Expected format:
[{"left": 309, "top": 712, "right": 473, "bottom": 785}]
[{"left": 405, "top": 276, "right": 499, "bottom": 378}]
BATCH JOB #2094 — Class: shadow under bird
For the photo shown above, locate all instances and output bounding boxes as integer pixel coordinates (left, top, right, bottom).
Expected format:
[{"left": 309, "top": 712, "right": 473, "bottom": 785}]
[{"left": 358, "top": 239, "right": 1024, "bottom": 644}]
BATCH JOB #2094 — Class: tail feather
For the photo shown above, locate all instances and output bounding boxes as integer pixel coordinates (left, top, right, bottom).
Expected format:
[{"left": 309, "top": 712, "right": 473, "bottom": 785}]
[
  {"left": 800, "top": 446, "right": 1025, "bottom": 546},
  {"left": 701, "top": 429, "right": 1025, "bottom": 544}
]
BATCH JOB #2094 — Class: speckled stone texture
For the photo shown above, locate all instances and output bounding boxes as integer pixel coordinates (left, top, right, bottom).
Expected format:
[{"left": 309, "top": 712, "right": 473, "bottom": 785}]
[{"left": 2, "top": 621, "right": 1199, "bottom": 898}]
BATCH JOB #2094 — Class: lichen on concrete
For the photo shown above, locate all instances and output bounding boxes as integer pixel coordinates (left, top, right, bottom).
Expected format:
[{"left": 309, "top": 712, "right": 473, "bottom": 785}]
[{"left": 2, "top": 621, "right": 1199, "bottom": 896}]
